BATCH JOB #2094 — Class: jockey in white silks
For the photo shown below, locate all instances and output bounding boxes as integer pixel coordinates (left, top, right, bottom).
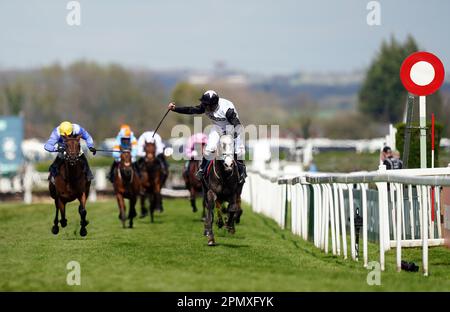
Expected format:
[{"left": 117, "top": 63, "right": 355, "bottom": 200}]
[
  {"left": 137, "top": 130, "right": 169, "bottom": 177},
  {"left": 168, "top": 90, "right": 246, "bottom": 184}
]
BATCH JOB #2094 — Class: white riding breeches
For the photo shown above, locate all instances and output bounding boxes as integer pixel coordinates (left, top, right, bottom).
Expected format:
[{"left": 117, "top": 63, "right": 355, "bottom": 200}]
[{"left": 204, "top": 126, "right": 245, "bottom": 159}]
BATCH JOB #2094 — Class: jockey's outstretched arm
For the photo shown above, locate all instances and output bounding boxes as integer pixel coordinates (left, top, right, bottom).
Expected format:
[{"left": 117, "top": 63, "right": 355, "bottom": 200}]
[{"left": 172, "top": 105, "right": 205, "bottom": 115}]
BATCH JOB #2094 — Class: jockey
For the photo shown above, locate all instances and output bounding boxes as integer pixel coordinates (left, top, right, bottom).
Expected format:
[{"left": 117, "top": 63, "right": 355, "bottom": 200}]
[
  {"left": 108, "top": 124, "right": 139, "bottom": 182},
  {"left": 168, "top": 90, "right": 246, "bottom": 184},
  {"left": 183, "top": 132, "right": 208, "bottom": 174},
  {"left": 44, "top": 121, "right": 96, "bottom": 183},
  {"left": 137, "top": 131, "right": 169, "bottom": 180}
]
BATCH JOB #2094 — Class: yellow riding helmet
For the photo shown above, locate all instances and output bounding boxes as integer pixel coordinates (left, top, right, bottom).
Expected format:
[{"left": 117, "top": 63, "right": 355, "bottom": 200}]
[
  {"left": 59, "top": 121, "right": 73, "bottom": 136},
  {"left": 120, "top": 124, "right": 130, "bottom": 131}
]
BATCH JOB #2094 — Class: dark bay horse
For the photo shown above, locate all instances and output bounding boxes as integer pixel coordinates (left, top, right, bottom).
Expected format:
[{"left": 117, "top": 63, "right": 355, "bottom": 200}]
[
  {"left": 139, "top": 141, "right": 163, "bottom": 223},
  {"left": 183, "top": 158, "right": 206, "bottom": 218},
  {"left": 202, "top": 135, "right": 243, "bottom": 246},
  {"left": 49, "top": 135, "right": 90, "bottom": 237},
  {"left": 112, "top": 150, "right": 141, "bottom": 228}
]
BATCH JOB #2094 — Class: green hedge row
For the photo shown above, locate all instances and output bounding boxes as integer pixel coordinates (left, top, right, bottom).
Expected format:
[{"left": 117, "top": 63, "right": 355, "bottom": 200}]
[{"left": 395, "top": 122, "right": 443, "bottom": 168}]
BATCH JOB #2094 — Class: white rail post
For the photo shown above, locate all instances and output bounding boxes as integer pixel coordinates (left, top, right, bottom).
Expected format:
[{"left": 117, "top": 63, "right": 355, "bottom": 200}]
[
  {"left": 348, "top": 184, "right": 356, "bottom": 261},
  {"left": 327, "top": 184, "right": 337, "bottom": 256},
  {"left": 313, "top": 184, "right": 319, "bottom": 247},
  {"left": 408, "top": 185, "right": 415, "bottom": 239},
  {"left": 436, "top": 186, "right": 442, "bottom": 238},
  {"left": 338, "top": 184, "right": 348, "bottom": 259},
  {"left": 421, "top": 185, "right": 429, "bottom": 276},
  {"left": 396, "top": 183, "right": 402, "bottom": 272},
  {"left": 317, "top": 184, "right": 323, "bottom": 249},
  {"left": 360, "top": 183, "right": 368, "bottom": 267},
  {"left": 333, "top": 184, "right": 341, "bottom": 255},
  {"left": 302, "top": 184, "right": 308, "bottom": 241},
  {"left": 376, "top": 182, "right": 385, "bottom": 271},
  {"left": 390, "top": 185, "right": 397, "bottom": 241},
  {"left": 324, "top": 184, "right": 329, "bottom": 253}
]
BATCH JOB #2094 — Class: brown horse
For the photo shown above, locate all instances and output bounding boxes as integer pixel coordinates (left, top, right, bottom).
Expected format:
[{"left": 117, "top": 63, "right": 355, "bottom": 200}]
[
  {"left": 112, "top": 150, "right": 141, "bottom": 228},
  {"left": 139, "top": 141, "right": 163, "bottom": 223},
  {"left": 183, "top": 159, "right": 206, "bottom": 218},
  {"left": 49, "top": 135, "right": 90, "bottom": 237}
]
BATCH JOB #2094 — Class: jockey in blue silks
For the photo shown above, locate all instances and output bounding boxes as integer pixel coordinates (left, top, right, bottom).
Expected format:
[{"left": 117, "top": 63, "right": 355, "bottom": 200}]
[{"left": 44, "top": 121, "right": 96, "bottom": 183}]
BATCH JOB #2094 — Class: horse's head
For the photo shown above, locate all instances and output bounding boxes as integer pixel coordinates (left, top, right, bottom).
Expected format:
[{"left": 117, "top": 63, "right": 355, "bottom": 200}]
[
  {"left": 120, "top": 150, "right": 132, "bottom": 168},
  {"left": 63, "top": 135, "right": 82, "bottom": 165},
  {"left": 144, "top": 141, "right": 156, "bottom": 161},
  {"left": 218, "top": 134, "right": 235, "bottom": 172},
  {"left": 119, "top": 149, "right": 133, "bottom": 178}
]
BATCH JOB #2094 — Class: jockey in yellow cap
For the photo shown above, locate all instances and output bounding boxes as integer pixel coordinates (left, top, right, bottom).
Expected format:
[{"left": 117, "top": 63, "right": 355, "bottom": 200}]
[{"left": 44, "top": 121, "right": 97, "bottom": 182}]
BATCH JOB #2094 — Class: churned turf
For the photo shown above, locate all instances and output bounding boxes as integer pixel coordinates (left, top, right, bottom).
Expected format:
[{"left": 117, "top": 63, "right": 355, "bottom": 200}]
[{"left": 0, "top": 198, "right": 449, "bottom": 291}]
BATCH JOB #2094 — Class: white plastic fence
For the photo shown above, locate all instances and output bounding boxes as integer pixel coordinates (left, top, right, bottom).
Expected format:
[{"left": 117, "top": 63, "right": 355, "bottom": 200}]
[{"left": 241, "top": 165, "right": 450, "bottom": 276}]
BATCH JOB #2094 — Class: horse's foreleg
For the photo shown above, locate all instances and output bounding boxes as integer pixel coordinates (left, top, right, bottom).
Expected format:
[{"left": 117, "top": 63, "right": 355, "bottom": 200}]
[
  {"left": 140, "top": 193, "right": 148, "bottom": 218},
  {"left": 155, "top": 177, "right": 163, "bottom": 212},
  {"left": 226, "top": 195, "right": 238, "bottom": 234},
  {"left": 205, "top": 190, "right": 216, "bottom": 246},
  {"left": 116, "top": 193, "right": 126, "bottom": 228},
  {"left": 235, "top": 195, "right": 243, "bottom": 225},
  {"left": 202, "top": 196, "right": 207, "bottom": 220},
  {"left": 216, "top": 201, "right": 224, "bottom": 229},
  {"left": 149, "top": 193, "right": 154, "bottom": 223},
  {"left": 128, "top": 196, "right": 137, "bottom": 229},
  {"left": 51, "top": 199, "right": 61, "bottom": 235},
  {"left": 190, "top": 187, "right": 197, "bottom": 213},
  {"left": 60, "top": 201, "right": 67, "bottom": 228},
  {"left": 78, "top": 193, "right": 88, "bottom": 237}
]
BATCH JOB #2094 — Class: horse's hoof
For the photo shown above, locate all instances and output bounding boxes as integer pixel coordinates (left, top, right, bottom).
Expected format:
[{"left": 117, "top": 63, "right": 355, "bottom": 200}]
[
  {"left": 217, "top": 219, "right": 224, "bottom": 229},
  {"left": 51, "top": 225, "right": 59, "bottom": 235},
  {"left": 128, "top": 224, "right": 133, "bottom": 229},
  {"left": 193, "top": 208, "right": 197, "bottom": 213},
  {"left": 228, "top": 228, "right": 236, "bottom": 234},
  {"left": 208, "top": 239, "right": 216, "bottom": 246},
  {"left": 60, "top": 219, "right": 67, "bottom": 227},
  {"left": 80, "top": 227, "right": 87, "bottom": 237}
]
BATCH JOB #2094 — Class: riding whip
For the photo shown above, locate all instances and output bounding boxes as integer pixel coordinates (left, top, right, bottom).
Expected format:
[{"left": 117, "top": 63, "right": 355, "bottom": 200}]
[{"left": 152, "top": 109, "right": 171, "bottom": 138}]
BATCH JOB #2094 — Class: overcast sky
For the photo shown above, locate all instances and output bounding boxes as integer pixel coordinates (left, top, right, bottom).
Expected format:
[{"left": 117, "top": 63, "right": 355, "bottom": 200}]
[{"left": 0, "top": 0, "right": 449, "bottom": 75}]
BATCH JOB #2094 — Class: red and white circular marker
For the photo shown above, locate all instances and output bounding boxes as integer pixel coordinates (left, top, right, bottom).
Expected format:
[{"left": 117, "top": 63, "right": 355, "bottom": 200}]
[{"left": 400, "top": 51, "right": 445, "bottom": 96}]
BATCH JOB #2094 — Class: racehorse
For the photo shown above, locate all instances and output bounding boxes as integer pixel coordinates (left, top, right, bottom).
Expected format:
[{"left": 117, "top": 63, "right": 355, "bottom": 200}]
[
  {"left": 139, "top": 141, "right": 163, "bottom": 223},
  {"left": 49, "top": 135, "right": 90, "bottom": 237},
  {"left": 183, "top": 157, "right": 206, "bottom": 219},
  {"left": 112, "top": 150, "right": 141, "bottom": 228},
  {"left": 202, "top": 134, "right": 243, "bottom": 246}
]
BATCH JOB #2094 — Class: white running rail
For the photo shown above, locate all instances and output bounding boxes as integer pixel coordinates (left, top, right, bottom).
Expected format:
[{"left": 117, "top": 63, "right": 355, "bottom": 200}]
[{"left": 241, "top": 165, "right": 450, "bottom": 277}]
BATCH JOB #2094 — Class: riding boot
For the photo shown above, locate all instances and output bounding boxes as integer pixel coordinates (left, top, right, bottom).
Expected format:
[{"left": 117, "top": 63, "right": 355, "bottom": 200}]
[
  {"left": 235, "top": 155, "right": 247, "bottom": 184},
  {"left": 196, "top": 157, "right": 208, "bottom": 180},
  {"left": 238, "top": 161, "right": 247, "bottom": 184},
  {"left": 48, "top": 156, "right": 64, "bottom": 183},
  {"left": 80, "top": 154, "right": 94, "bottom": 181}
]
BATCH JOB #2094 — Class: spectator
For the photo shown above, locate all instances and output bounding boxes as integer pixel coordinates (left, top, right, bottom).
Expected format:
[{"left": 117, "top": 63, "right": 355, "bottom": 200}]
[{"left": 383, "top": 146, "right": 403, "bottom": 170}]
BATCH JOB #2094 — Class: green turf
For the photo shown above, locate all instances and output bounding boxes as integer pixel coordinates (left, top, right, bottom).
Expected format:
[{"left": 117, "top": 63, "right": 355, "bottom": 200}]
[{"left": 0, "top": 199, "right": 449, "bottom": 291}]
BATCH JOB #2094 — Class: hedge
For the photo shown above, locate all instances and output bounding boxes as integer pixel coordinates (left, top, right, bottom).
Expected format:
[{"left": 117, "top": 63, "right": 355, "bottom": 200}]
[{"left": 395, "top": 122, "right": 443, "bottom": 169}]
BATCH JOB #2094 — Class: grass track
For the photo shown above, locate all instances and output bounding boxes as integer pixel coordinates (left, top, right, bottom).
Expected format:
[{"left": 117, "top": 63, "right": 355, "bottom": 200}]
[{"left": 0, "top": 199, "right": 449, "bottom": 291}]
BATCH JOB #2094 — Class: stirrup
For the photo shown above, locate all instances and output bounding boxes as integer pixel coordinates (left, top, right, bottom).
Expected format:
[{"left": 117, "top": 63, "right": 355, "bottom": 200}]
[{"left": 195, "top": 169, "right": 204, "bottom": 180}]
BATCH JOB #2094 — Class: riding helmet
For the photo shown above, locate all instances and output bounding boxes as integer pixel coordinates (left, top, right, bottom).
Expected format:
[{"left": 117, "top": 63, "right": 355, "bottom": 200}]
[
  {"left": 199, "top": 90, "right": 219, "bottom": 108},
  {"left": 59, "top": 121, "right": 73, "bottom": 136}
]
